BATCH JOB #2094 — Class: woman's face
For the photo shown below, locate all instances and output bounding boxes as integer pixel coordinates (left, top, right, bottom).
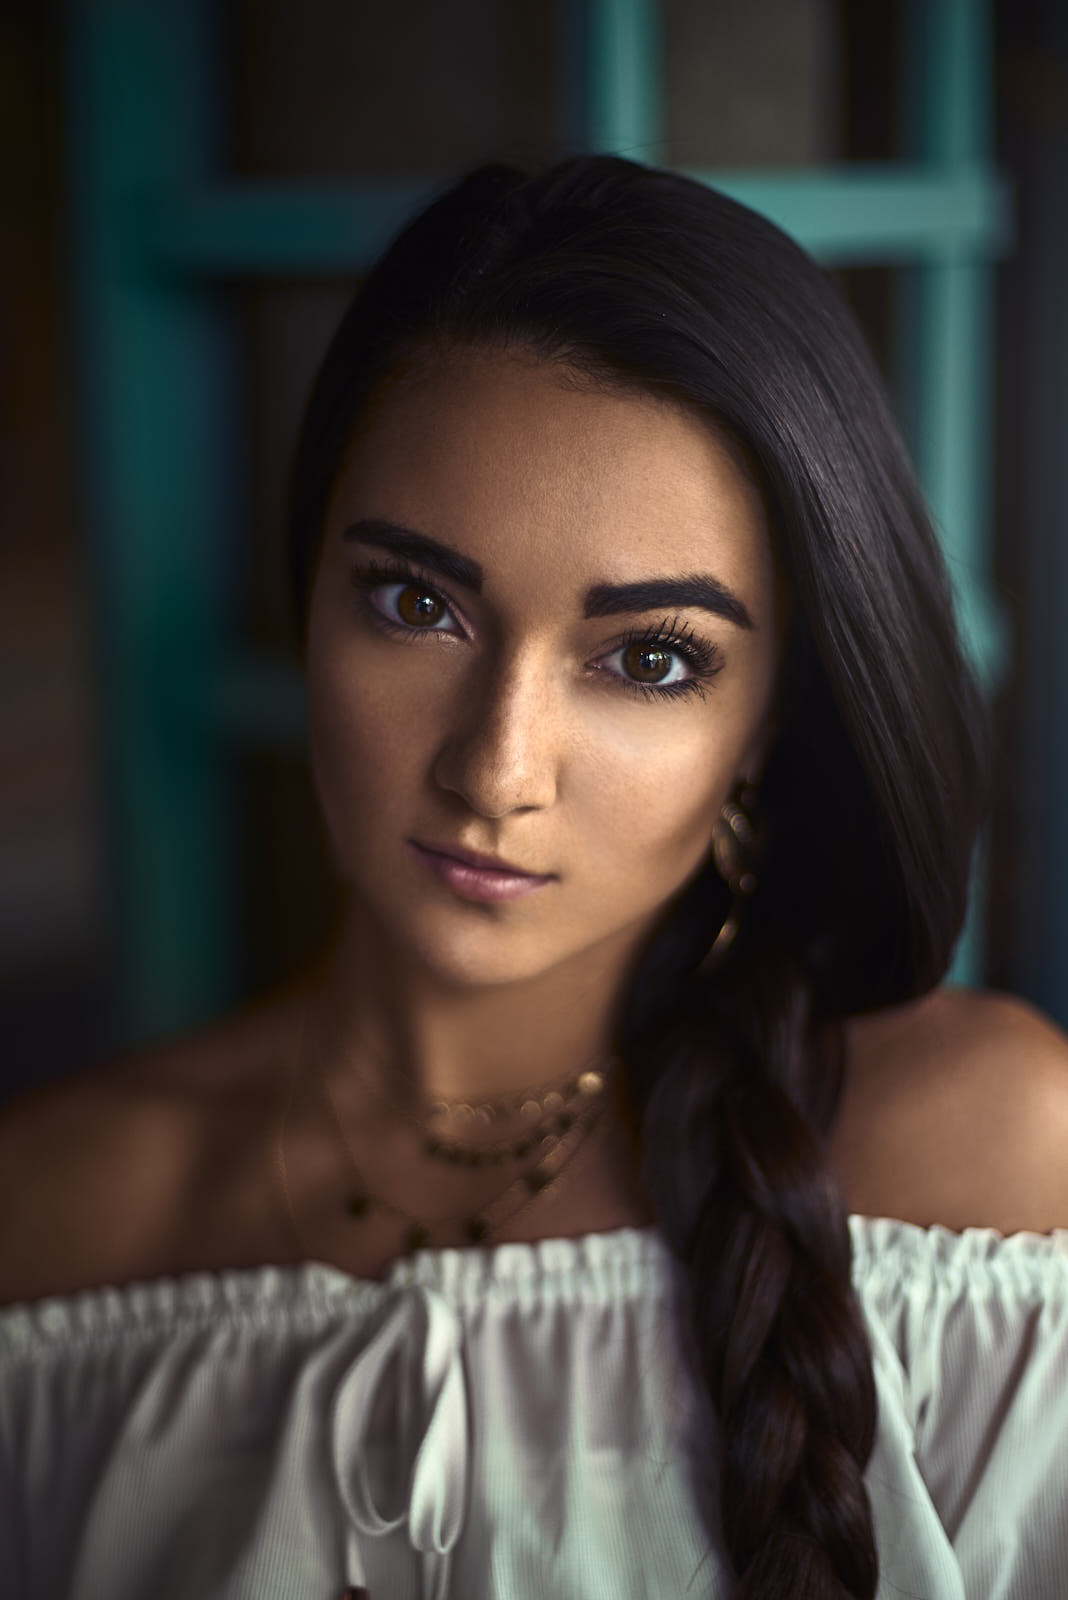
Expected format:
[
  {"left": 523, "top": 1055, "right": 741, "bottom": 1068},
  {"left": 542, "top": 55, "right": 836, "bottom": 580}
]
[{"left": 305, "top": 347, "right": 783, "bottom": 989}]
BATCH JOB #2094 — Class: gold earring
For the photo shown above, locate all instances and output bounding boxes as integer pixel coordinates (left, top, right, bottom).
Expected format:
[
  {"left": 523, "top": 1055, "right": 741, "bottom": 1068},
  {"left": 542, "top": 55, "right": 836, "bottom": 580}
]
[{"left": 702, "top": 780, "right": 760, "bottom": 971}]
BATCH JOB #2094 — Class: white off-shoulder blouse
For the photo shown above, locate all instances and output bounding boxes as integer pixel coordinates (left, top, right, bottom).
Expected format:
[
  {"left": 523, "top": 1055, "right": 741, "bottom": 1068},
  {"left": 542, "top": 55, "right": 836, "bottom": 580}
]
[{"left": 1, "top": 1215, "right": 1067, "bottom": 1599}]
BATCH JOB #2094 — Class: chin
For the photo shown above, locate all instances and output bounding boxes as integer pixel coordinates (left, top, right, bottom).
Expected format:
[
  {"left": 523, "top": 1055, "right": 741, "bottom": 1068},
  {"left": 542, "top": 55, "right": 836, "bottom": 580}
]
[
  {"left": 414, "top": 921, "right": 568, "bottom": 989},
  {"left": 341, "top": 889, "right": 555, "bottom": 988}
]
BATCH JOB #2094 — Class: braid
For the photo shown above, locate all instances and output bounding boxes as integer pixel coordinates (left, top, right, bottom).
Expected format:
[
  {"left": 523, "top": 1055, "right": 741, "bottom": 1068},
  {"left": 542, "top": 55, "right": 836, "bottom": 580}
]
[
  {"left": 622, "top": 933, "right": 879, "bottom": 1598},
  {"left": 285, "top": 150, "right": 986, "bottom": 1594}
]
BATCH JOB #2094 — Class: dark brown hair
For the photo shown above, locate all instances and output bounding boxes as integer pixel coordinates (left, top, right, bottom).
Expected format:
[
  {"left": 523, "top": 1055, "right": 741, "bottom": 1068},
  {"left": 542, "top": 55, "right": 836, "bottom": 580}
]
[{"left": 287, "top": 154, "right": 987, "bottom": 1597}]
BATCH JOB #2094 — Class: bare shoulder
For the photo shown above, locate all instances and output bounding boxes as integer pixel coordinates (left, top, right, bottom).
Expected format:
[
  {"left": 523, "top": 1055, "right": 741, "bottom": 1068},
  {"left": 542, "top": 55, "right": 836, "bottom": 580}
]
[
  {"left": 0, "top": 1062, "right": 182, "bottom": 1308},
  {"left": 833, "top": 985, "right": 1068, "bottom": 1235},
  {"left": 0, "top": 981, "right": 306, "bottom": 1307},
  {"left": 845, "top": 983, "right": 1068, "bottom": 1073}
]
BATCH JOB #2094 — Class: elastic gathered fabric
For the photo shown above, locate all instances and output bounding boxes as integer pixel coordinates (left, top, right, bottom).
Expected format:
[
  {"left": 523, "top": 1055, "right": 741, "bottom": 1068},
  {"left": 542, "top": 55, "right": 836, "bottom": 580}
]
[{"left": 1, "top": 1217, "right": 1067, "bottom": 1599}]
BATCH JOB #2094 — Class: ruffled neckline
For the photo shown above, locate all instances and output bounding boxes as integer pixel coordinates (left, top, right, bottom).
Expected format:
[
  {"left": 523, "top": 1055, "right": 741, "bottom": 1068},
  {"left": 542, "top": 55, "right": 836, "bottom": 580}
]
[{"left": 2, "top": 1216, "right": 1066, "bottom": 1340}]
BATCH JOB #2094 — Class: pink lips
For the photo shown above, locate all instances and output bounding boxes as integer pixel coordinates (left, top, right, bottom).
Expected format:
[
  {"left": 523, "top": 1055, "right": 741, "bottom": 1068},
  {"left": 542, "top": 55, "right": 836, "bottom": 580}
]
[{"left": 409, "top": 841, "right": 553, "bottom": 903}]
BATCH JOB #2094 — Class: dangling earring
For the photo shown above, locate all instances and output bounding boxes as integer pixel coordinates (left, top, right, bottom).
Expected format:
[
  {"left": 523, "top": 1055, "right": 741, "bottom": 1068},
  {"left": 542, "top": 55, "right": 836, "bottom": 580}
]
[{"left": 701, "top": 779, "right": 760, "bottom": 971}]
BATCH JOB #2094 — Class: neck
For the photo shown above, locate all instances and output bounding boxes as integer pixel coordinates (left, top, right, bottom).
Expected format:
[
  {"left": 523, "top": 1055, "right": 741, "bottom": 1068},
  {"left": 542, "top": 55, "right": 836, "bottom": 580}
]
[{"left": 306, "top": 898, "right": 645, "bottom": 1116}]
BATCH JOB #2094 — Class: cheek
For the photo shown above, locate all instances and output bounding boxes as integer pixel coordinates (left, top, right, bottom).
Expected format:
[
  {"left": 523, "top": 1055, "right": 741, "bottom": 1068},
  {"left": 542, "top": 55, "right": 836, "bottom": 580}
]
[
  {"left": 305, "top": 646, "right": 422, "bottom": 829},
  {"left": 576, "top": 718, "right": 737, "bottom": 883}
]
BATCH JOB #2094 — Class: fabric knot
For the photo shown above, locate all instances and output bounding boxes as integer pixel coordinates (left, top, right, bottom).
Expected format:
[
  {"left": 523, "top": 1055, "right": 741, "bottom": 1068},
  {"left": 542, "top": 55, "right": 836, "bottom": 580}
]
[{"left": 331, "top": 1284, "right": 469, "bottom": 1594}]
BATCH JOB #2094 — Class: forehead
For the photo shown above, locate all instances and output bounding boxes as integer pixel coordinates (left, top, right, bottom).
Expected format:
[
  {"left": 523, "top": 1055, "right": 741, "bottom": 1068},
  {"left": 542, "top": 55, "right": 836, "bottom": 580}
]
[{"left": 328, "top": 349, "right": 776, "bottom": 616}]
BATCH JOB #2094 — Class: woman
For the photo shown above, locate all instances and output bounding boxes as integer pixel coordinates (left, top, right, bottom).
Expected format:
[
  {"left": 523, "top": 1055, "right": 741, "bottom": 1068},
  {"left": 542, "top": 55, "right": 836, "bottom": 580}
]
[{"left": 1, "top": 154, "right": 1067, "bottom": 1600}]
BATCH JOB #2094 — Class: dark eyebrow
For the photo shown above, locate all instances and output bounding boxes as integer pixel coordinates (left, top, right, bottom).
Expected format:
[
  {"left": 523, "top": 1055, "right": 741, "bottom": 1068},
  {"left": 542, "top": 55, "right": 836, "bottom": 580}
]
[
  {"left": 342, "top": 517, "right": 752, "bottom": 629},
  {"left": 342, "top": 518, "right": 484, "bottom": 592},
  {"left": 583, "top": 576, "right": 753, "bottom": 630}
]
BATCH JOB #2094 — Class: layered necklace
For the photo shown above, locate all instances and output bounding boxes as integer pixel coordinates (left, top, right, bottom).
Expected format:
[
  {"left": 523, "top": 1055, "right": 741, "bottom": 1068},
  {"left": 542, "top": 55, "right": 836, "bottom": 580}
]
[{"left": 275, "top": 1002, "right": 617, "bottom": 1256}]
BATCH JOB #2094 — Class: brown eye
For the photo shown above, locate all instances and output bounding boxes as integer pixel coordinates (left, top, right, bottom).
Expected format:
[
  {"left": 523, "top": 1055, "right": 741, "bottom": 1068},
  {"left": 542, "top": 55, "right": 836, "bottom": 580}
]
[
  {"left": 396, "top": 586, "right": 445, "bottom": 627},
  {"left": 622, "top": 643, "right": 674, "bottom": 683}
]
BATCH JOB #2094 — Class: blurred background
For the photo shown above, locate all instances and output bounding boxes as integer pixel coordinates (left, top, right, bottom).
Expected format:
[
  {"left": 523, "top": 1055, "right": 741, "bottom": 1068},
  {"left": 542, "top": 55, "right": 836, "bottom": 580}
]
[{"left": 3, "top": 0, "right": 1067, "bottom": 1101}]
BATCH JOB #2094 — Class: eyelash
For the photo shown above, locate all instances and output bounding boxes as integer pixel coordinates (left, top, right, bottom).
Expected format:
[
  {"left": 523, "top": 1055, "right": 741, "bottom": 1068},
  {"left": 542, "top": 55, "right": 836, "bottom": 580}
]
[{"left": 348, "top": 557, "right": 724, "bottom": 702}]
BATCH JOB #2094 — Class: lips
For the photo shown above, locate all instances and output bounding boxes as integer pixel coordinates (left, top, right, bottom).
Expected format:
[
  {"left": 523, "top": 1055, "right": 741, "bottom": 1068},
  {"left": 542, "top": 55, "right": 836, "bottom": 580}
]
[{"left": 414, "top": 840, "right": 551, "bottom": 879}]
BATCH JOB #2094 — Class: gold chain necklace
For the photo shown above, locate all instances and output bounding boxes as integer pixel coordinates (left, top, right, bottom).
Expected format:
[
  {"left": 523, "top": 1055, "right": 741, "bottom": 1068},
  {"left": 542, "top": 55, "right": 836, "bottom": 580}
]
[
  {"left": 275, "top": 1003, "right": 613, "bottom": 1257},
  {"left": 340, "top": 1049, "right": 611, "bottom": 1169}
]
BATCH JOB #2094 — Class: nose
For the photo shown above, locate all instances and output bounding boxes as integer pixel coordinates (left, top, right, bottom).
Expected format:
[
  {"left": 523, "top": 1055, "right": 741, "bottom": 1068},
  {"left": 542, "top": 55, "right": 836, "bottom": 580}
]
[{"left": 432, "top": 647, "right": 560, "bottom": 818}]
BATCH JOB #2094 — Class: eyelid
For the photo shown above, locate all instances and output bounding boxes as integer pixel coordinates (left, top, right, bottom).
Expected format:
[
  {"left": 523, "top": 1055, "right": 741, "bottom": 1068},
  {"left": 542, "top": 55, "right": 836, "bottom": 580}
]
[
  {"left": 594, "top": 618, "right": 723, "bottom": 678},
  {"left": 350, "top": 557, "right": 469, "bottom": 635}
]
